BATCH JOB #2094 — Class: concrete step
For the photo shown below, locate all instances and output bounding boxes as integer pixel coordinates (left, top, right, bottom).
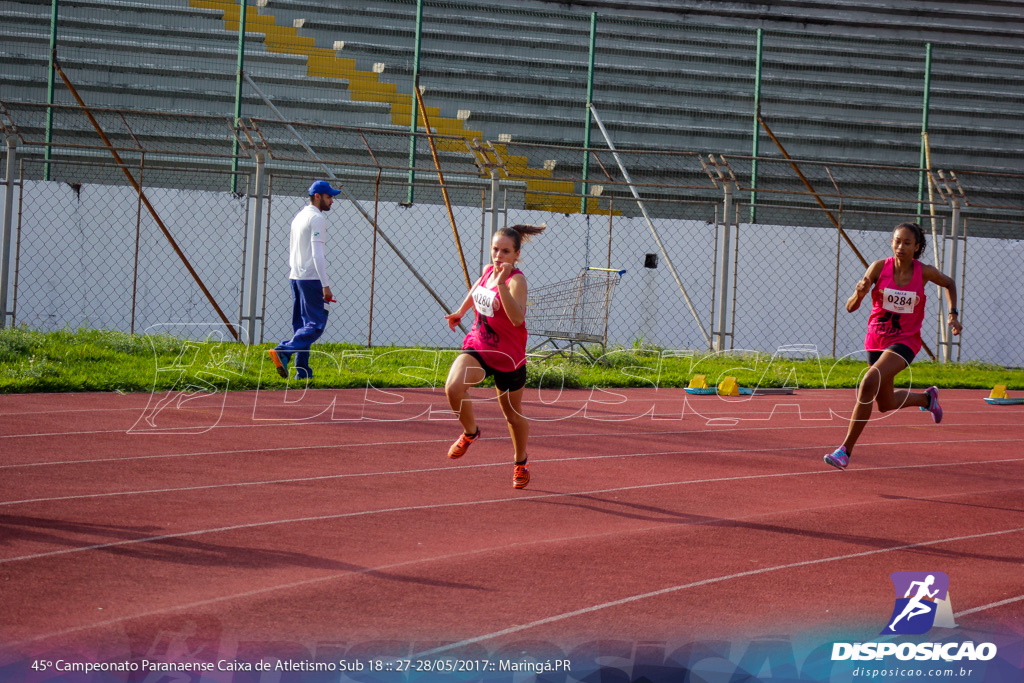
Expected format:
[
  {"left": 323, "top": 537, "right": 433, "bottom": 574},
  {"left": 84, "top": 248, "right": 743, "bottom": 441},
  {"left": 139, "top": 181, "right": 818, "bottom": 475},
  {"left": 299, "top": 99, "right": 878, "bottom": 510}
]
[
  {"left": 3, "top": 0, "right": 227, "bottom": 31},
  {"left": 0, "top": 72, "right": 392, "bottom": 126},
  {"left": 1, "top": 45, "right": 336, "bottom": 97},
  {"left": 551, "top": 0, "right": 1024, "bottom": 47}
]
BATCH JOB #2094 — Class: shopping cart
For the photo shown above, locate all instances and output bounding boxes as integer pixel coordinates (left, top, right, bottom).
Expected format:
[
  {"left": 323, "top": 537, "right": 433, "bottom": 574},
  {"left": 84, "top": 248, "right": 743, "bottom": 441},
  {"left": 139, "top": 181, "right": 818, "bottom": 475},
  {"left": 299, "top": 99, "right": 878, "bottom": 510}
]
[{"left": 526, "top": 267, "right": 626, "bottom": 362}]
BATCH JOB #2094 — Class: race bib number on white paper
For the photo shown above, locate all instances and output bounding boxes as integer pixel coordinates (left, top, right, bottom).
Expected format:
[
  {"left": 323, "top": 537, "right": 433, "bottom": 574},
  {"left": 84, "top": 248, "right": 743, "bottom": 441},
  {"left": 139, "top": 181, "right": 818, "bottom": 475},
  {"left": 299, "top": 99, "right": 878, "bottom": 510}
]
[
  {"left": 472, "top": 287, "right": 498, "bottom": 317},
  {"left": 882, "top": 287, "right": 918, "bottom": 314}
]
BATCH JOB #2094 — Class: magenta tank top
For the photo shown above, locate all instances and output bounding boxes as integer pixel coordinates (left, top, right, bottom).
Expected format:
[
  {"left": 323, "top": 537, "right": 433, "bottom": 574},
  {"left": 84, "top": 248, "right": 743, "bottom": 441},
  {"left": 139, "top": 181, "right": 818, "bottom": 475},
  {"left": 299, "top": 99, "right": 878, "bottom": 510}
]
[
  {"left": 864, "top": 258, "right": 927, "bottom": 355},
  {"left": 462, "top": 265, "right": 528, "bottom": 372}
]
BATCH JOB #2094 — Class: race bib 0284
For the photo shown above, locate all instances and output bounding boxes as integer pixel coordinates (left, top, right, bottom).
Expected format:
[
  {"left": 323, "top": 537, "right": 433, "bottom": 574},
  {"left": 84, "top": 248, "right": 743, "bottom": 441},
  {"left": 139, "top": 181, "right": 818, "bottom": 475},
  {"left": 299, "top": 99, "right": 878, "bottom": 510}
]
[{"left": 882, "top": 287, "right": 918, "bottom": 315}]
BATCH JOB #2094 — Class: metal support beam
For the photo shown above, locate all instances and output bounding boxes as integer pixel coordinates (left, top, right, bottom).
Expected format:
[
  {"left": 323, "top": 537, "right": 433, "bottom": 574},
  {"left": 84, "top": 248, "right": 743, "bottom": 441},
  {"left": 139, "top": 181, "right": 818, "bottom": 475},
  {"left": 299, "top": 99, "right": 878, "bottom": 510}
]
[
  {"left": 405, "top": 0, "right": 423, "bottom": 205},
  {"left": 916, "top": 43, "right": 932, "bottom": 219},
  {"left": 480, "top": 168, "right": 500, "bottom": 275},
  {"left": 1, "top": 136, "right": 16, "bottom": 328},
  {"left": 242, "top": 149, "right": 265, "bottom": 344},
  {"left": 714, "top": 184, "right": 734, "bottom": 352},
  {"left": 580, "top": 12, "right": 597, "bottom": 214},
  {"left": 749, "top": 28, "right": 763, "bottom": 224},
  {"left": 489, "top": 168, "right": 499, "bottom": 238},
  {"left": 589, "top": 103, "right": 710, "bottom": 346},
  {"left": 942, "top": 198, "right": 961, "bottom": 363},
  {"left": 44, "top": 0, "right": 59, "bottom": 181},
  {"left": 922, "top": 134, "right": 947, "bottom": 353},
  {"left": 231, "top": 0, "right": 248, "bottom": 193}
]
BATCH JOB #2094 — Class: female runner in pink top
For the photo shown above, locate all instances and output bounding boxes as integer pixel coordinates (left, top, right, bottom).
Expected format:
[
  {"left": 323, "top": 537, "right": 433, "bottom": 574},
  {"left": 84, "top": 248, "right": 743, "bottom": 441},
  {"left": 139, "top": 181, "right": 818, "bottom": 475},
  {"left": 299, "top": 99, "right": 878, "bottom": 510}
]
[
  {"left": 444, "top": 224, "right": 546, "bottom": 488},
  {"left": 824, "top": 222, "right": 963, "bottom": 470}
]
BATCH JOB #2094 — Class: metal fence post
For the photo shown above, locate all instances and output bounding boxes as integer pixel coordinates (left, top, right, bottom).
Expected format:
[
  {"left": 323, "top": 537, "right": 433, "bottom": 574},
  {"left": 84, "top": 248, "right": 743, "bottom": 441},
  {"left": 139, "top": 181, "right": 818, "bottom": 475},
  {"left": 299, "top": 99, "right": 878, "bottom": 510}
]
[
  {"left": 1, "top": 135, "right": 16, "bottom": 328},
  {"left": 489, "top": 168, "right": 499, "bottom": 237},
  {"left": 916, "top": 43, "right": 933, "bottom": 219},
  {"left": 242, "top": 149, "right": 265, "bottom": 344},
  {"left": 44, "top": 0, "right": 59, "bottom": 181},
  {"left": 405, "top": 0, "right": 423, "bottom": 205},
  {"left": 477, "top": 168, "right": 501, "bottom": 274},
  {"left": 749, "top": 27, "right": 763, "bottom": 224},
  {"left": 231, "top": 0, "right": 248, "bottom": 194},
  {"left": 942, "top": 197, "right": 961, "bottom": 363},
  {"left": 580, "top": 12, "right": 597, "bottom": 214},
  {"left": 714, "top": 183, "right": 734, "bottom": 352}
]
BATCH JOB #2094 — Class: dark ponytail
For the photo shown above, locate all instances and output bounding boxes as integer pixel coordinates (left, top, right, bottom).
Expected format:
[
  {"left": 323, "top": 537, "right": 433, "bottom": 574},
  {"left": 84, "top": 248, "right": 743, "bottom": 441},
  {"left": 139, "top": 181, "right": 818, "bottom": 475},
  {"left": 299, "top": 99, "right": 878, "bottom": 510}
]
[
  {"left": 895, "top": 222, "right": 926, "bottom": 259},
  {"left": 496, "top": 223, "right": 547, "bottom": 252}
]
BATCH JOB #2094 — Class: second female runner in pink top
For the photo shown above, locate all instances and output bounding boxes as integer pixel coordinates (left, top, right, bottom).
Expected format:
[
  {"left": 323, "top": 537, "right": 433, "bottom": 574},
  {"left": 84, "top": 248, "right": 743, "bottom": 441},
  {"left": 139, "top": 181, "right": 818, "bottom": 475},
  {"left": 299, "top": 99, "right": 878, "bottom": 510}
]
[
  {"left": 824, "top": 222, "right": 962, "bottom": 470},
  {"left": 443, "top": 224, "right": 546, "bottom": 489}
]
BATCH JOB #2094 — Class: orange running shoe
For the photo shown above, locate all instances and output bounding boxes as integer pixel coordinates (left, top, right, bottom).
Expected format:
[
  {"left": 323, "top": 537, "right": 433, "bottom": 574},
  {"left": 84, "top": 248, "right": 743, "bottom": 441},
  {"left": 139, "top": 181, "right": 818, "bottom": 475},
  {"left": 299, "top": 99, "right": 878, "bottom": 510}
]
[
  {"left": 447, "top": 428, "right": 480, "bottom": 459},
  {"left": 512, "top": 461, "right": 530, "bottom": 489},
  {"left": 267, "top": 349, "right": 288, "bottom": 378}
]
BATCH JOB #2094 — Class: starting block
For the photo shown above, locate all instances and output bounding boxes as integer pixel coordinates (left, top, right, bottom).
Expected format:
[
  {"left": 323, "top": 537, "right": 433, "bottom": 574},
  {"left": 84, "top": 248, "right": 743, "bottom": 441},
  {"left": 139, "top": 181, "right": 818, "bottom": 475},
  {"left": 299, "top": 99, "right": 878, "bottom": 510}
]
[
  {"left": 684, "top": 375, "right": 788, "bottom": 396},
  {"left": 718, "top": 376, "right": 740, "bottom": 396},
  {"left": 985, "top": 385, "right": 1024, "bottom": 405},
  {"left": 684, "top": 374, "right": 717, "bottom": 395}
]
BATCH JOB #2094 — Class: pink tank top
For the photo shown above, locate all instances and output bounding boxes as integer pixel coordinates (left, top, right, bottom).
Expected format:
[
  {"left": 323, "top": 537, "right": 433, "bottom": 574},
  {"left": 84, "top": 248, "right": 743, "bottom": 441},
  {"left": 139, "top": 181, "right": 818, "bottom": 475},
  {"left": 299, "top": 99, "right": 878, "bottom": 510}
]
[
  {"left": 462, "top": 265, "right": 528, "bottom": 372},
  {"left": 864, "top": 258, "right": 927, "bottom": 355}
]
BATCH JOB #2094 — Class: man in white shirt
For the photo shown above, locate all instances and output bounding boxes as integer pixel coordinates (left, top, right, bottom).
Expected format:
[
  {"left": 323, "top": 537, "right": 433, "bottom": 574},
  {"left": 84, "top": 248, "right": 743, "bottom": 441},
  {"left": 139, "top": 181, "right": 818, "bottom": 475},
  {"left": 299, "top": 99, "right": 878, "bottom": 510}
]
[{"left": 268, "top": 180, "right": 340, "bottom": 380}]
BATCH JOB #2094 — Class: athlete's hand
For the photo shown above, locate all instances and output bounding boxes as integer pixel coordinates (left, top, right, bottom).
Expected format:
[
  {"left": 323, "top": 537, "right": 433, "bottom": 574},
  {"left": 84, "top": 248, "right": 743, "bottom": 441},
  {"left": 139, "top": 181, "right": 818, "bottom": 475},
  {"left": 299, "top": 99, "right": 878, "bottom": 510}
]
[
  {"left": 949, "top": 314, "right": 962, "bottom": 336},
  {"left": 854, "top": 276, "right": 871, "bottom": 296},
  {"left": 323, "top": 286, "right": 335, "bottom": 303},
  {"left": 495, "top": 261, "right": 514, "bottom": 283},
  {"left": 445, "top": 312, "right": 462, "bottom": 330}
]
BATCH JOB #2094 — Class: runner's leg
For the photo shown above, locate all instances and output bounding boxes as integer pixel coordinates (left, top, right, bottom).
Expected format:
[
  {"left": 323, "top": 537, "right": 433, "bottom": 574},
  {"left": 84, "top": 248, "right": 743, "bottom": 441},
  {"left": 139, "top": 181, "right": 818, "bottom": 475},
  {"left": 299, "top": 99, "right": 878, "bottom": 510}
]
[
  {"left": 497, "top": 387, "right": 528, "bottom": 464},
  {"left": 445, "top": 353, "right": 486, "bottom": 435}
]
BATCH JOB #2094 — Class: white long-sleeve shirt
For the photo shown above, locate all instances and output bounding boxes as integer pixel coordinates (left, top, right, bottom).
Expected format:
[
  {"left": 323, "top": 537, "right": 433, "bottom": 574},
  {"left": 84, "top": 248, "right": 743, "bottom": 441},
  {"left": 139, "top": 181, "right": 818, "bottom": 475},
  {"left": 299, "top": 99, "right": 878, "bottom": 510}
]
[{"left": 287, "top": 204, "right": 330, "bottom": 288}]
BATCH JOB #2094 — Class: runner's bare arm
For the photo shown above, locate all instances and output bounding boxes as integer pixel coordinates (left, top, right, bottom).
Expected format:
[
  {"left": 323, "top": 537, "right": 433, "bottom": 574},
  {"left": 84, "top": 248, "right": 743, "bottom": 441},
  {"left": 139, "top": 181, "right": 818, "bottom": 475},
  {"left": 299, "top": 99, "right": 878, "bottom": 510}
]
[
  {"left": 847, "top": 260, "right": 885, "bottom": 312},
  {"left": 498, "top": 272, "right": 528, "bottom": 327},
  {"left": 445, "top": 273, "right": 488, "bottom": 329},
  {"left": 921, "top": 264, "right": 962, "bottom": 335}
]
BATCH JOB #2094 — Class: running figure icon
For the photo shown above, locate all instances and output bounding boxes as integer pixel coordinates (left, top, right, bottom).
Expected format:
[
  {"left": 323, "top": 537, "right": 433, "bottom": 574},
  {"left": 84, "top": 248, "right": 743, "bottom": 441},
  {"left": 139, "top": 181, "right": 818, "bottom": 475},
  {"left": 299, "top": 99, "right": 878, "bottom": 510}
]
[{"left": 889, "top": 574, "right": 939, "bottom": 632}]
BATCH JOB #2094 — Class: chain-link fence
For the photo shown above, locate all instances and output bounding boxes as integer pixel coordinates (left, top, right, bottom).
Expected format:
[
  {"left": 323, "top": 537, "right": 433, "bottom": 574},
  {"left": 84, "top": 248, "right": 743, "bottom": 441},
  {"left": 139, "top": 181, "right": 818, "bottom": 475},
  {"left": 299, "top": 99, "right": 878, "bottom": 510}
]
[
  {"left": 2, "top": 103, "right": 1023, "bottom": 368},
  {"left": 10, "top": 156, "right": 248, "bottom": 337}
]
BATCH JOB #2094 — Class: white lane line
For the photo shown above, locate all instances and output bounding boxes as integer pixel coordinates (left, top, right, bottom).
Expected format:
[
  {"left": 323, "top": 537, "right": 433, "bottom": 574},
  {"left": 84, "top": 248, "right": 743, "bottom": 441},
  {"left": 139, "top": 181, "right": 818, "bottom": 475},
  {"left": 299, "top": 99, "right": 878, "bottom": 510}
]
[
  {"left": 1, "top": 405, "right": 1014, "bottom": 439},
  {"left": 954, "top": 594, "right": 1024, "bottom": 617},
  {"left": 410, "top": 526, "right": 1024, "bottom": 658},
  {"left": 2, "top": 438, "right": 1023, "bottom": 507},
  {"left": 0, "top": 393, "right": 990, "bottom": 417},
  {"left": 2, "top": 451, "right": 1022, "bottom": 564},
  {"left": 7, "top": 488, "right": 1018, "bottom": 648},
  {"left": 2, "top": 419, "right": 1020, "bottom": 470}
]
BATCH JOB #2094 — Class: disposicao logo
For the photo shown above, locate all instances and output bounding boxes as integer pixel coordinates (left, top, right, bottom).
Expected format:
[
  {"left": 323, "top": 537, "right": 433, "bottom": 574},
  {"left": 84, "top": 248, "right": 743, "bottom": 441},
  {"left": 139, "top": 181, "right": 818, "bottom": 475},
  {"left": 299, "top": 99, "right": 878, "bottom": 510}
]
[
  {"left": 882, "top": 571, "right": 955, "bottom": 635},
  {"left": 831, "top": 572, "right": 998, "bottom": 663}
]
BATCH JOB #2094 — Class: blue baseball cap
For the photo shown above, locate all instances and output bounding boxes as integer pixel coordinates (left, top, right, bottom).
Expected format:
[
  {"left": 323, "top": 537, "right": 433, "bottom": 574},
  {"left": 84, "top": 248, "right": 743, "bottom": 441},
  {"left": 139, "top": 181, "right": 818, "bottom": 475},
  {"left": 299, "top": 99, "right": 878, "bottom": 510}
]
[{"left": 308, "top": 180, "right": 341, "bottom": 197}]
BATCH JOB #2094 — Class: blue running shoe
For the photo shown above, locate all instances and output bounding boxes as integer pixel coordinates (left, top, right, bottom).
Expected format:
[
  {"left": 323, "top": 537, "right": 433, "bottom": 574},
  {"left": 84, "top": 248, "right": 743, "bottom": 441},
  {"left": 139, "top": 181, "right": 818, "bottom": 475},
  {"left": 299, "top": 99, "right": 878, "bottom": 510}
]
[
  {"left": 824, "top": 446, "right": 849, "bottom": 470},
  {"left": 920, "top": 386, "right": 942, "bottom": 423}
]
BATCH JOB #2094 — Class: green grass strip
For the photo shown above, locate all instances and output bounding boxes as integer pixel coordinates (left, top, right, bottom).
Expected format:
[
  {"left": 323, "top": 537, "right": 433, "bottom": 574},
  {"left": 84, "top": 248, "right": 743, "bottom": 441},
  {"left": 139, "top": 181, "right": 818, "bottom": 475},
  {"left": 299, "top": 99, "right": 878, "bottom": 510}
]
[{"left": 1, "top": 327, "right": 1021, "bottom": 394}]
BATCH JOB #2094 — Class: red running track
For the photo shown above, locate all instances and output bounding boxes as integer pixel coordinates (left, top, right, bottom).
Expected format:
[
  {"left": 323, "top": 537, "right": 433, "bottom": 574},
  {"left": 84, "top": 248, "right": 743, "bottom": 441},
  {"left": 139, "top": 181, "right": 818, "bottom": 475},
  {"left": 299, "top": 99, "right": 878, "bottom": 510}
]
[{"left": 0, "top": 386, "right": 1022, "bottom": 664}]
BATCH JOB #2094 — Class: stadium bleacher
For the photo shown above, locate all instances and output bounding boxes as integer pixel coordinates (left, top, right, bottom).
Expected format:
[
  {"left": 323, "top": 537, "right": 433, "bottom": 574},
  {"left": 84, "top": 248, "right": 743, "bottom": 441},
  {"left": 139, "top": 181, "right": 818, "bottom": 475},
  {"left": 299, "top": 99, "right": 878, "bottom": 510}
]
[{"left": 2, "top": 0, "right": 1023, "bottom": 214}]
